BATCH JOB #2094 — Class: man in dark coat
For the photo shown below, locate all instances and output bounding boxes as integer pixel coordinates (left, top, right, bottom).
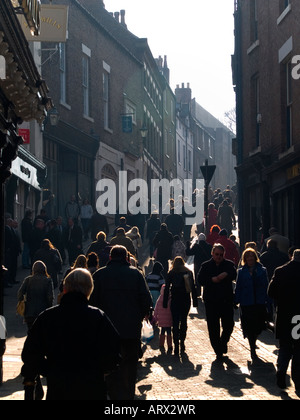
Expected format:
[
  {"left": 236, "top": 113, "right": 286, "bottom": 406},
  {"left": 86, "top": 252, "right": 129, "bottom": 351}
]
[
  {"left": 260, "top": 239, "right": 289, "bottom": 280},
  {"left": 186, "top": 233, "right": 212, "bottom": 294},
  {"left": 268, "top": 249, "right": 300, "bottom": 394},
  {"left": 90, "top": 245, "right": 152, "bottom": 400},
  {"left": 197, "top": 244, "right": 237, "bottom": 359},
  {"left": 21, "top": 268, "right": 120, "bottom": 400},
  {"left": 64, "top": 217, "right": 83, "bottom": 266},
  {"left": 153, "top": 223, "right": 174, "bottom": 277}
]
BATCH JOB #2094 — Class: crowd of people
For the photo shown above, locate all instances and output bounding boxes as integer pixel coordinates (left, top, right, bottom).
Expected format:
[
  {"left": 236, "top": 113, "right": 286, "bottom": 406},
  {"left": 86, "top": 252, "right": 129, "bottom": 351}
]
[{"left": 3, "top": 187, "right": 300, "bottom": 400}]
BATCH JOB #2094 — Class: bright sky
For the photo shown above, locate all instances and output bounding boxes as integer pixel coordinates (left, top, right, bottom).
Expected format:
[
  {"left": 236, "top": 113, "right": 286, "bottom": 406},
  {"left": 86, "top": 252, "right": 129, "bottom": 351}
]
[{"left": 104, "top": 0, "right": 236, "bottom": 123}]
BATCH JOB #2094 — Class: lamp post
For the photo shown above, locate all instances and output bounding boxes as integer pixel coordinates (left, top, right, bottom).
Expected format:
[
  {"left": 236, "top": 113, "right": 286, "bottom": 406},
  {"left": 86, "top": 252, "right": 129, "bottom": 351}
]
[{"left": 200, "top": 160, "right": 216, "bottom": 235}]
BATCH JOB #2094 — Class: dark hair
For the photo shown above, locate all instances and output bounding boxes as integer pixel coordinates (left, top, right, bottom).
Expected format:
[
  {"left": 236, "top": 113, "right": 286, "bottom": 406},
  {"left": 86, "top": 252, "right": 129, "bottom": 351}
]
[
  {"left": 110, "top": 245, "right": 128, "bottom": 262},
  {"left": 87, "top": 252, "right": 99, "bottom": 268}
]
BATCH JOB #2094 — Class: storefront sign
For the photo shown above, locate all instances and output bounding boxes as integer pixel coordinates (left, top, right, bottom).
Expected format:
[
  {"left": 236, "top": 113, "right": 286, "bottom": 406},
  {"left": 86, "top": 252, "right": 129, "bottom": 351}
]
[
  {"left": 11, "top": 157, "right": 41, "bottom": 190},
  {"left": 287, "top": 163, "right": 300, "bottom": 180},
  {"left": 21, "top": 0, "right": 41, "bottom": 36},
  {"left": 0, "top": 55, "right": 5, "bottom": 79},
  {"left": 19, "top": 5, "right": 69, "bottom": 43},
  {"left": 18, "top": 128, "right": 30, "bottom": 144}
]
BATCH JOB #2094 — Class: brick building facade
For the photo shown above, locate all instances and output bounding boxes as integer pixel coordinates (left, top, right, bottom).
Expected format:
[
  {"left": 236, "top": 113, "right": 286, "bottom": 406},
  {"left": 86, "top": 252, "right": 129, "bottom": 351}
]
[{"left": 233, "top": 0, "right": 300, "bottom": 247}]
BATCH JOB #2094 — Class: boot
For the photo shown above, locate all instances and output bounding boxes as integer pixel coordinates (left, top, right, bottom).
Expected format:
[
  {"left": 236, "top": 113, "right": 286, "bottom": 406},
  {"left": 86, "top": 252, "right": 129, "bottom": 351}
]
[{"left": 167, "top": 334, "right": 173, "bottom": 353}]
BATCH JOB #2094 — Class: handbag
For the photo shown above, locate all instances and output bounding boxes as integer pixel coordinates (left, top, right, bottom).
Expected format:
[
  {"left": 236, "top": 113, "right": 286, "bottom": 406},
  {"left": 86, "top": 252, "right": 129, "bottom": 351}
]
[
  {"left": 16, "top": 298, "right": 26, "bottom": 317},
  {"left": 141, "top": 319, "right": 154, "bottom": 343}
]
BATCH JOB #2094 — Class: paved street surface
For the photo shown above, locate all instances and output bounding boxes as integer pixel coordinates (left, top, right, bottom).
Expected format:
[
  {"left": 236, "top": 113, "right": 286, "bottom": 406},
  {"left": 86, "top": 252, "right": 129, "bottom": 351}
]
[{"left": 0, "top": 243, "right": 299, "bottom": 401}]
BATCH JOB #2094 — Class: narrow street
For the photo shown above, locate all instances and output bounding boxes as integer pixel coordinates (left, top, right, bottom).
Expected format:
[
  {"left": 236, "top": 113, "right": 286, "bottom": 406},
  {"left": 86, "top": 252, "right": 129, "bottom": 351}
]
[{"left": 0, "top": 238, "right": 299, "bottom": 401}]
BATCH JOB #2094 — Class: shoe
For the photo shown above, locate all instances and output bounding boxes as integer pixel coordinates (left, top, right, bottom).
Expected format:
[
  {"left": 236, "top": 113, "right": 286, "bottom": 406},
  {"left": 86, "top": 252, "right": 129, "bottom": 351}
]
[{"left": 276, "top": 372, "right": 287, "bottom": 390}]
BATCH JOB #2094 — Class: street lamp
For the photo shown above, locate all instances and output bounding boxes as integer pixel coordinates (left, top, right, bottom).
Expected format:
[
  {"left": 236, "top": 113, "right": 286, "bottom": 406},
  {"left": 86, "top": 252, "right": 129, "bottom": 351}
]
[
  {"left": 140, "top": 125, "right": 148, "bottom": 139},
  {"left": 48, "top": 106, "right": 60, "bottom": 126}
]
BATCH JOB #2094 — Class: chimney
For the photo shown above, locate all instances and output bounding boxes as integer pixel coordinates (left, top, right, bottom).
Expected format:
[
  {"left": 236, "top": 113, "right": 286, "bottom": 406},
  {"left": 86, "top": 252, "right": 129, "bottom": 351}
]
[
  {"left": 120, "top": 10, "right": 127, "bottom": 28},
  {"left": 175, "top": 83, "right": 192, "bottom": 105},
  {"left": 114, "top": 11, "right": 120, "bottom": 22}
]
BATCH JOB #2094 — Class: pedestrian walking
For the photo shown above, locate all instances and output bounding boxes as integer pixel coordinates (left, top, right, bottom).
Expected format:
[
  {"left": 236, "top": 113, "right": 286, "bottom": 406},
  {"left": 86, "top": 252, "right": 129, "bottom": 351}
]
[
  {"left": 90, "top": 210, "right": 109, "bottom": 241},
  {"left": 65, "top": 194, "right": 80, "bottom": 222},
  {"left": 86, "top": 231, "right": 110, "bottom": 266},
  {"left": 33, "top": 239, "right": 62, "bottom": 289},
  {"left": 261, "top": 227, "right": 290, "bottom": 255},
  {"left": 235, "top": 248, "right": 269, "bottom": 361},
  {"left": 146, "top": 261, "right": 165, "bottom": 306},
  {"left": 21, "top": 210, "right": 33, "bottom": 269},
  {"left": 110, "top": 227, "right": 136, "bottom": 257},
  {"left": 153, "top": 223, "right": 174, "bottom": 277},
  {"left": 86, "top": 252, "right": 99, "bottom": 275},
  {"left": 64, "top": 217, "right": 83, "bottom": 266},
  {"left": 206, "top": 224, "right": 221, "bottom": 246},
  {"left": 163, "top": 256, "right": 198, "bottom": 355},
  {"left": 21, "top": 268, "right": 120, "bottom": 400},
  {"left": 17, "top": 261, "right": 54, "bottom": 331},
  {"left": 154, "top": 284, "right": 173, "bottom": 353},
  {"left": 197, "top": 244, "right": 237, "bottom": 359},
  {"left": 217, "top": 229, "right": 240, "bottom": 266},
  {"left": 146, "top": 212, "right": 161, "bottom": 258},
  {"left": 172, "top": 235, "right": 187, "bottom": 261},
  {"left": 126, "top": 226, "right": 142, "bottom": 258},
  {"left": 268, "top": 249, "right": 300, "bottom": 395},
  {"left": 80, "top": 198, "right": 93, "bottom": 240},
  {"left": 216, "top": 199, "right": 236, "bottom": 235},
  {"left": 260, "top": 239, "right": 289, "bottom": 281},
  {"left": 90, "top": 245, "right": 152, "bottom": 400},
  {"left": 186, "top": 233, "right": 212, "bottom": 293}
]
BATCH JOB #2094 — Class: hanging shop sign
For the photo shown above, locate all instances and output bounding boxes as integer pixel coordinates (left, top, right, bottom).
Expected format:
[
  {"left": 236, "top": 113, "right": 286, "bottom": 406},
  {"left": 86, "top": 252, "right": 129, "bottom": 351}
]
[
  {"left": 11, "top": 156, "right": 41, "bottom": 190},
  {"left": 18, "top": 128, "right": 30, "bottom": 144},
  {"left": 21, "top": 0, "right": 41, "bottom": 36},
  {"left": 18, "top": 5, "right": 69, "bottom": 43}
]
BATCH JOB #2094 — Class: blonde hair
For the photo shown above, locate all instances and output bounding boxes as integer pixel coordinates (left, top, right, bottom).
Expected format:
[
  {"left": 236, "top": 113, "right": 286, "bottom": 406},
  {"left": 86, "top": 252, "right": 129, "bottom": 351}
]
[
  {"left": 63, "top": 268, "right": 94, "bottom": 299},
  {"left": 241, "top": 248, "right": 260, "bottom": 266}
]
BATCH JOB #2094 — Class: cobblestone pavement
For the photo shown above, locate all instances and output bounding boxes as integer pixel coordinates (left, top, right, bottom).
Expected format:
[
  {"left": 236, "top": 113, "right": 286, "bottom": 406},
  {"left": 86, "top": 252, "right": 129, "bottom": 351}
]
[{"left": 0, "top": 255, "right": 299, "bottom": 400}]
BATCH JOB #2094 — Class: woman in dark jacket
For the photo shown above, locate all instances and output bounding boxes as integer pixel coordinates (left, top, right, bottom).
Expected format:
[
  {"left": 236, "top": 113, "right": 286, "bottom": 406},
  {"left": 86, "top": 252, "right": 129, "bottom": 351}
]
[
  {"left": 18, "top": 260, "right": 54, "bottom": 331},
  {"left": 33, "top": 239, "right": 62, "bottom": 289},
  {"left": 163, "top": 256, "right": 198, "bottom": 355},
  {"left": 235, "top": 248, "right": 269, "bottom": 360}
]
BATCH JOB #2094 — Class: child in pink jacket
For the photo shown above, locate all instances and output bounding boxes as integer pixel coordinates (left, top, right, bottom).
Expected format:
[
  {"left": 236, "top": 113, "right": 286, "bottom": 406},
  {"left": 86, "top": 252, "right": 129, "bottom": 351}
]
[{"left": 154, "top": 284, "right": 173, "bottom": 353}]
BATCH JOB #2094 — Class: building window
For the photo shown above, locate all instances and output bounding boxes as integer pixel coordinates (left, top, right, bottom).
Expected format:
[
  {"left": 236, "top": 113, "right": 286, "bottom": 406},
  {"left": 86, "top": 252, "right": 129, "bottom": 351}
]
[
  {"left": 188, "top": 149, "right": 192, "bottom": 173},
  {"left": 183, "top": 144, "right": 186, "bottom": 170},
  {"left": 177, "top": 140, "right": 181, "bottom": 163},
  {"left": 250, "top": 0, "right": 258, "bottom": 42},
  {"left": 254, "top": 76, "right": 260, "bottom": 147},
  {"left": 280, "top": 0, "right": 290, "bottom": 13},
  {"left": 103, "top": 63, "right": 111, "bottom": 130},
  {"left": 82, "top": 55, "right": 90, "bottom": 117},
  {"left": 59, "top": 43, "right": 67, "bottom": 104},
  {"left": 286, "top": 60, "right": 293, "bottom": 148}
]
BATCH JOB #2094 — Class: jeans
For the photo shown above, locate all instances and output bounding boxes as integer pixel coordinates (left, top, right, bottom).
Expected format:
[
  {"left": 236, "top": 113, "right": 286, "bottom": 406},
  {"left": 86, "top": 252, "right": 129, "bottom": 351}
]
[{"left": 205, "top": 301, "right": 234, "bottom": 356}]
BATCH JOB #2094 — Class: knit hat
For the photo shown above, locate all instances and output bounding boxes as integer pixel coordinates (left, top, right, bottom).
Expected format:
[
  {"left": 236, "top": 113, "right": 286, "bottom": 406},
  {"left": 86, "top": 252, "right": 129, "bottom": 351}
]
[{"left": 198, "top": 233, "right": 206, "bottom": 241}]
